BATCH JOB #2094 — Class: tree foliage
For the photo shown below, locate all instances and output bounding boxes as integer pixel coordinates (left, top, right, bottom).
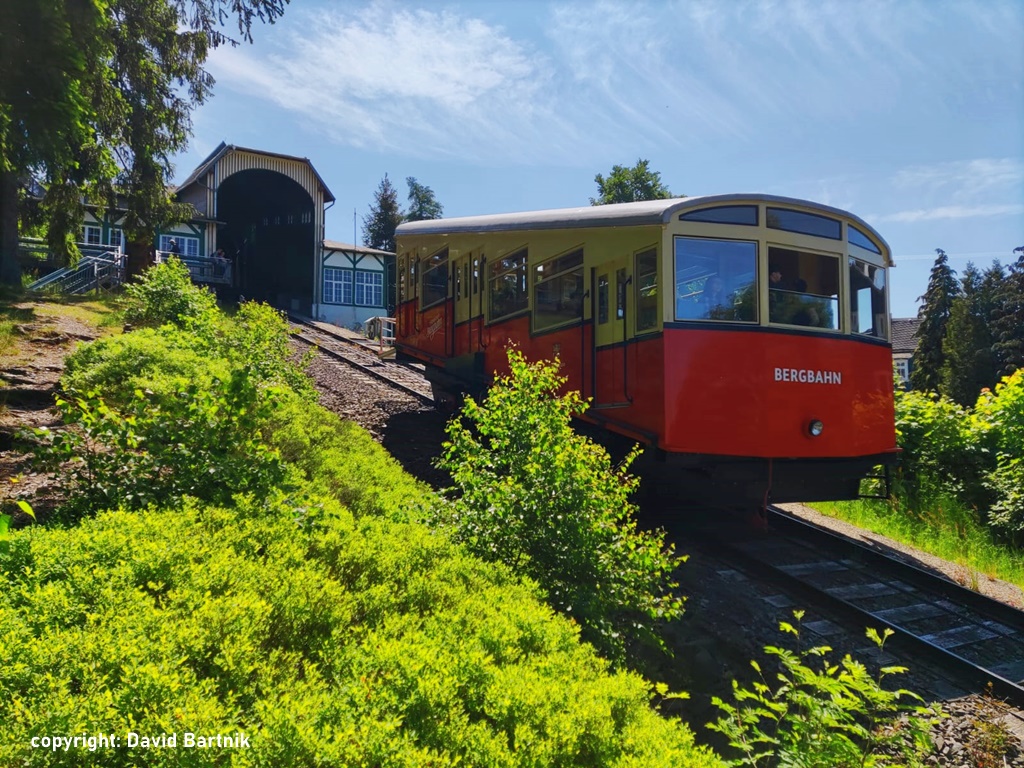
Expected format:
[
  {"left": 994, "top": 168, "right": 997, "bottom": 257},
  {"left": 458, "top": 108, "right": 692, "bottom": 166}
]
[
  {"left": 404, "top": 176, "right": 443, "bottom": 222},
  {"left": 941, "top": 262, "right": 1001, "bottom": 406},
  {"left": 362, "top": 173, "right": 403, "bottom": 252},
  {"left": 591, "top": 158, "right": 674, "bottom": 205},
  {"left": 992, "top": 246, "right": 1024, "bottom": 376},
  {"left": 433, "top": 348, "right": 686, "bottom": 663},
  {"left": 910, "top": 249, "right": 960, "bottom": 393},
  {"left": 0, "top": 0, "right": 289, "bottom": 284}
]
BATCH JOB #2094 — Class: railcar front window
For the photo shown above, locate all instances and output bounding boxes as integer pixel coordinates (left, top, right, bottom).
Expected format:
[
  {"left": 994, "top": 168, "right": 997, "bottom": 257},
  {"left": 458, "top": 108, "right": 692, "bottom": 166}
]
[
  {"left": 766, "top": 208, "right": 842, "bottom": 240},
  {"left": 489, "top": 248, "right": 528, "bottom": 321},
  {"left": 767, "top": 247, "right": 840, "bottom": 330},
  {"left": 848, "top": 224, "right": 881, "bottom": 254},
  {"left": 421, "top": 247, "right": 449, "bottom": 309},
  {"left": 534, "top": 248, "right": 584, "bottom": 331},
  {"left": 674, "top": 237, "right": 757, "bottom": 322},
  {"left": 678, "top": 205, "right": 758, "bottom": 226},
  {"left": 848, "top": 257, "right": 888, "bottom": 338}
]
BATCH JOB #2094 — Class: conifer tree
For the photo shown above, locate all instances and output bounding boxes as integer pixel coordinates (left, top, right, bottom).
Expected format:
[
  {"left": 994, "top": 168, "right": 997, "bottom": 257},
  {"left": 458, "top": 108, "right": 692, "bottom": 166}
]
[
  {"left": 993, "top": 246, "right": 1024, "bottom": 376},
  {"left": 941, "top": 262, "right": 1001, "bottom": 405},
  {"left": 911, "top": 249, "right": 960, "bottom": 393},
  {"left": 404, "top": 177, "right": 443, "bottom": 222},
  {"left": 361, "top": 174, "right": 403, "bottom": 253}
]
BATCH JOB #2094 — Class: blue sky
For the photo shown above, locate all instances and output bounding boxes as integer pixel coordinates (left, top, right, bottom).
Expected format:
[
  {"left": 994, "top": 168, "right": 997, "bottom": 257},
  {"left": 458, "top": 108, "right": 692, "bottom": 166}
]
[{"left": 171, "top": 0, "right": 1024, "bottom": 318}]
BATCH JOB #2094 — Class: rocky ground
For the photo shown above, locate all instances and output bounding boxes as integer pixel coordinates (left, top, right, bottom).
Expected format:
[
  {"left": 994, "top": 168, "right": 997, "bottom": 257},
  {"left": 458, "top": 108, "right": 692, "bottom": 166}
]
[{"left": 2, "top": 303, "right": 1021, "bottom": 764}]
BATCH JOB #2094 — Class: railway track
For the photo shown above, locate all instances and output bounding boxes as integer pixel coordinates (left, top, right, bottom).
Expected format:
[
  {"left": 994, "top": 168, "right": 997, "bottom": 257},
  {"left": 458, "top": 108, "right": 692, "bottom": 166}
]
[
  {"left": 707, "top": 505, "right": 1024, "bottom": 709},
  {"left": 289, "top": 319, "right": 434, "bottom": 404}
]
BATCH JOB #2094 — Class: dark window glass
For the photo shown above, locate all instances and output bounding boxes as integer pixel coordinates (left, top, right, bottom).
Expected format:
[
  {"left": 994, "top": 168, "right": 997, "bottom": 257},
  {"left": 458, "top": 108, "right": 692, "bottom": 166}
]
[
  {"left": 679, "top": 205, "right": 758, "bottom": 225},
  {"left": 766, "top": 208, "right": 841, "bottom": 240},
  {"left": 848, "top": 224, "right": 881, "bottom": 254},
  {"left": 616, "top": 268, "right": 627, "bottom": 320},
  {"left": 488, "top": 248, "right": 528, "bottom": 320},
  {"left": 674, "top": 237, "right": 757, "bottom": 322},
  {"left": 598, "top": 274, "right": 609, "bottom": 324},
  {"left": 767, "top": 246, "right": 840, "bottom": 330},
  {"left": 421, "top": 247, "right": 449, "bottom": 308},
  {"left": 534, "top": 249, "right": 583, "bottom": 331},
  {"left": 848, "top": 257, "right": 888, "bottom": 338},
  {"left": 635, "top": 249, "right": 658, "bottom": 332}
]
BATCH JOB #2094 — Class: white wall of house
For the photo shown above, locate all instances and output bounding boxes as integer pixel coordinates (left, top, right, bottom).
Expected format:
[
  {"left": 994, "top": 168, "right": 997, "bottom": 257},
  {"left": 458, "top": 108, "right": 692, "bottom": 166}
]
[{"left": 317, "top": 248, "right": 389, "bottom": 328}]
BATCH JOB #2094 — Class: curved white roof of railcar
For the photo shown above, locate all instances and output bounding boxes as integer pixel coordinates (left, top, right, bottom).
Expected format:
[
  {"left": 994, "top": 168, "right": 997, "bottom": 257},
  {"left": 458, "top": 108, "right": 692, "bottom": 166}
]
[{"left": 396, "top": 193, "right": 891, "bottom": 261}]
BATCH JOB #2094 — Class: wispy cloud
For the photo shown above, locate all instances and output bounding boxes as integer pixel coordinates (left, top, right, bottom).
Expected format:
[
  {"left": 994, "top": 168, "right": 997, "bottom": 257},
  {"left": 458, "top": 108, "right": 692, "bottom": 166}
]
[
  {"left": 878, "top": 203, "right": 1024, "bottom": 223},
  {"left": 206, "top": 0, "right": 1023, "bottom": 166}
]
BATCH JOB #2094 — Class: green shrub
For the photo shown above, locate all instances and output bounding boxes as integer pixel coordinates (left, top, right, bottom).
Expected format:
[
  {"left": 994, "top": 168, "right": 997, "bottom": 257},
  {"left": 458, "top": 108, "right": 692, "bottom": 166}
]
[
  {"left": 30, "top": 369, "right": 287, "bottom": 520},
  {"left": 708, "top": 612, "right": 941, "bottom": 767},
  {"left": 433, "top": 348, "right": 686, "bottom": 663},
  {"left": 0, "top": 495, "right": 720, "bottom": 768},
  {"left": 220, "top": 301, "right": 315, "bottom": 401},
  {"left": 973, "top": 370, "right": 1024, "bottom": 538},
  {"left": 120, "top": 257, "right": 218, "bottom": 330},
  {"left": 61, "top": 326, "right": 229, "bottom": 407},
  {"left": 265, "top": 393, "right": 430, "bottom": 520}
]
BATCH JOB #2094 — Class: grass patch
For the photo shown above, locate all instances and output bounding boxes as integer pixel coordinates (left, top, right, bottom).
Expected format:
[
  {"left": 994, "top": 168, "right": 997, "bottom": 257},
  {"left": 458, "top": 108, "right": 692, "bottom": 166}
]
[{"left": 812, "top": 494, "right": 1024, "bottom": 592}]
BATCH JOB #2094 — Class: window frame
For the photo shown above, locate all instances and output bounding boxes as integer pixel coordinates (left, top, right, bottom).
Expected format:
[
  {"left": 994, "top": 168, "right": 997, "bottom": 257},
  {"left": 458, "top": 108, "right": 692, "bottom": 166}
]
[
  {"left": 673, "top": 235, "right": 759, "bottom": 323},
  {"left": 354, "top": 269, "right": 384, "bottom": 307},
  {"left": 159, "top": 234, "right": 200, "bottom": 257},
  {"left": 634, "top": 246, "right": 659, "bottom": 333},
  {"left": 487, "top": 247, "right": 529, "bottom": 323},
  {"left": 532, "top": 247, "right": 584, "bottom": 334},
  {"left": 322, "top": 266, "right": 353, "bottom": 305},
  {"left": 420, "top": 246, "right": 449, "bottom": 310}
]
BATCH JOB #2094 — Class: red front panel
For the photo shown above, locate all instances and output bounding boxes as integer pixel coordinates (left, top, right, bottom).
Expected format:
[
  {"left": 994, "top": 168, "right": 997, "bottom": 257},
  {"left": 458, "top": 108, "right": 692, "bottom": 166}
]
[{"left": 662, "top": 327, "right": 896, "bottom": 458}]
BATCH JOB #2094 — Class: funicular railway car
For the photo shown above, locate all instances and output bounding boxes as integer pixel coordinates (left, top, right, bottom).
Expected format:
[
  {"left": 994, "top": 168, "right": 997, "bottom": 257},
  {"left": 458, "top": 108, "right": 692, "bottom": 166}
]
[{"left": 394, "top": 194, "right": 899, "bottom": 505}]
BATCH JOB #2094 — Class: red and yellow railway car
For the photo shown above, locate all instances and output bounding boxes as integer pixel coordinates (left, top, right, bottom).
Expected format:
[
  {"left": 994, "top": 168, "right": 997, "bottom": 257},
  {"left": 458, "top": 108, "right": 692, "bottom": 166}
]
[{"left": 394, "top": 194, "right": 898, "bottom": 505}]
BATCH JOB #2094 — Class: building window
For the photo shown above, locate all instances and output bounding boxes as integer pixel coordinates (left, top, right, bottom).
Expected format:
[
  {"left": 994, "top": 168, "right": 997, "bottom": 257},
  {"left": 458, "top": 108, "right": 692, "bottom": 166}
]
[
  {"left": 82, "top": 225, "right": 101, "bottom": 246},
  {"left": 895, "top": 358, "right": 909, "bottom": 383},
  {"left": 159, "top": 234, "right": 199, "bottom": 257},
  {"left": 323, "top": 267, "right": 353, "bottom": 304},
  {"left": 355, "top": 271, "right": 383, "bottom": 306},
  {"left": 488, "top": 248, "right": 528, "bottom": 321},
  {"left": 108, "top": 228, "right": 124, "bottom": 250},
  {"left": 533, "top": 248, "right": 583, "bottom": 332}
]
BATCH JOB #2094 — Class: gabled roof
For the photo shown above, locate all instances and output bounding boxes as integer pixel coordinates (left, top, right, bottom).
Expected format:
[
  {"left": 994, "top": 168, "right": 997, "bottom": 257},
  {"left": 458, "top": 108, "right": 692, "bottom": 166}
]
[
  {"left": 174, "top": 141, "right": 335, "bottom": 203},
  {"left": 323, "top": 240, "right": 394, "bottom": 257},
  {"left": 891, "top": 317, "right": 921, "bottom": 354}
]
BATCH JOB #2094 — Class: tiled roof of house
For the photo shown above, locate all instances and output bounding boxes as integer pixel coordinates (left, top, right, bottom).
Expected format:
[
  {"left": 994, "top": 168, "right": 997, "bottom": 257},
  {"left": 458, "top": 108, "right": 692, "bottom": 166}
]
[{"left": 891, "top": 317, "right": 921, "bottom": 353}]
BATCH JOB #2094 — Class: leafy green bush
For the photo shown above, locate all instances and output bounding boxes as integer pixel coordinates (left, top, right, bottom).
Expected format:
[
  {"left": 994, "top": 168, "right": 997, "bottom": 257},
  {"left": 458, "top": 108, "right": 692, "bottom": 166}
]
[
  {"left": 0, "top": 495, "right": 720, "bottom": 768},
  {"left": 220, "top": 301, "right": 315, "bottom": 401},
  {"left": 120, "top": 257, "right": 218, "bottom": 330},
  {"left": 709, "top": 612, "right": 941, "bottom": 767},
  {"left": 30, "top": 369, "right": 287, "bottom": 519},
  {"left": 265, "top": 393, "right": 430, "bottom": 521},
  {"left": 972, "top": 370, "right": 1024, "bottom": 538},
  {"left": 433, "top": 348, "right": 686, "bottom": 663},
  {"left": 61, "top": 326, "right": 229, "bottom": 407}
]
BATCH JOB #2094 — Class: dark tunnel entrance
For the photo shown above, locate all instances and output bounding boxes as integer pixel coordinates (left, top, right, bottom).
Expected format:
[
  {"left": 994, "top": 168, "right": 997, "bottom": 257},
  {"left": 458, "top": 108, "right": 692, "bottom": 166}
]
[{"left": 216, "top": 169, "right": 315, "bottom": 314}]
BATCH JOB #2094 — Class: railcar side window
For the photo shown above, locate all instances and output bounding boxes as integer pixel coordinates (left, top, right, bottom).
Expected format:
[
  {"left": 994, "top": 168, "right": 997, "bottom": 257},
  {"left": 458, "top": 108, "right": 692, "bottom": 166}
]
[
  {"left": 766, "top": 208, "right": 841, "bottom": 240},
  {"left": 848, "top": 225, "right": 881, "bottom": 254},
  {"left": 488, "top": 248, "right": 528, "bottom": 321},
  {"left": 848, "top": 258, "right": 888, "bottom": 338},
  {"left": 767, "top": 247, "right": 840, "bottom": 330},
  {"left": 635, "top": 248, "right": 658, "bottom": 332},
  {"left": 674, "top": 237, "right": 757, "bottom": 322},
  {"left": 421, "top": 247, "right": 449, "bottom": 309},
  {"left": 598, "top": 274, "right": 609, "bottom": 324},
  {"left": 398, "top": 255, "right": 407, "bottom": 302},
  {"left": 533, "top": 248, "right": 583, "bottom": 332},
  {"left": 678, "top": 205, "right": 758, "bottom": 225}
]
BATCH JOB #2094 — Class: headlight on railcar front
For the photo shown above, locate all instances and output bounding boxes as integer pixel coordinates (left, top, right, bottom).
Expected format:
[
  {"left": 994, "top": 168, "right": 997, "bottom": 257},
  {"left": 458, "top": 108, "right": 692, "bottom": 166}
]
[{"left": 808, "top": 419, "right": 824, "bottom": 437}]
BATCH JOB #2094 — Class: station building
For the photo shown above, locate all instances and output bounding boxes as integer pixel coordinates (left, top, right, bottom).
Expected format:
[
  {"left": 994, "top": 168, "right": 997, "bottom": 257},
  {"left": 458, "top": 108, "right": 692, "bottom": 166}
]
[{"left": 80, "top": 142, "right": 395, "bottom": 327}]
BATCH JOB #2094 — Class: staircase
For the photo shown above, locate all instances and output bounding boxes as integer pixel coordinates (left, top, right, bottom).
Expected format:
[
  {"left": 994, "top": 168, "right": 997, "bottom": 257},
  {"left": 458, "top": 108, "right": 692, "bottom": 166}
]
[{"left": 27, "top": 248, "right": 126, "bottom": 295}]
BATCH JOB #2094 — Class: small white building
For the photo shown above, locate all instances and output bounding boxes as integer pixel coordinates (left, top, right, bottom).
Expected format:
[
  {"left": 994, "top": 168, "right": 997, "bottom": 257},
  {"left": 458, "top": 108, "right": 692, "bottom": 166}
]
[{"left": 318, "top": 240, "right": 396, "bottom": 328}]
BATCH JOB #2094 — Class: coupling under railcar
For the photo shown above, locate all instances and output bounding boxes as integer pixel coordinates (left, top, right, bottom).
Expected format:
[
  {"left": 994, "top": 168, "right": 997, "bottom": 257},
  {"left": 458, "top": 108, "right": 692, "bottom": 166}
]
[{"left": 394, "top": 194, "right": 899, "bottom": 505}]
